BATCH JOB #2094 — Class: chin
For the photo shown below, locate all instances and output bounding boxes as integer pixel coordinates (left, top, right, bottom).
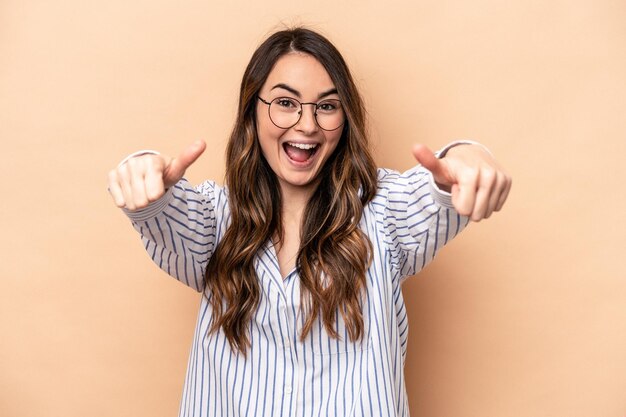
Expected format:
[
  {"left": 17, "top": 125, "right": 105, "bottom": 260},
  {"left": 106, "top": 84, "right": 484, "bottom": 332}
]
[{"left": 279, "top": 171, "right": 319, "bottom": 189}]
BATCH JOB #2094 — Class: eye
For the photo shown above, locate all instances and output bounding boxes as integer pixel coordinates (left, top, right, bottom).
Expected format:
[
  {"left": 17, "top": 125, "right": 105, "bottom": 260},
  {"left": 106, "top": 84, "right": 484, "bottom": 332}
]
[
  {"left": 274, "top": 97, "right": 299, "bottom": 109},
  {"left": 317, "top": 100, "right": 340, "bottom": 112}
]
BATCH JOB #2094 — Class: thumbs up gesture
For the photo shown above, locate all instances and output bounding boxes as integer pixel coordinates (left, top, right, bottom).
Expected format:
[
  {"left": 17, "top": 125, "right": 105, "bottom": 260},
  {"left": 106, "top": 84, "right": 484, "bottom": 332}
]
[
  {"left": 108, "top": 140, "right": 206, "bottom": 211},
  {"left": 412, "top": 143, "right": 512, "bottom": 222}
]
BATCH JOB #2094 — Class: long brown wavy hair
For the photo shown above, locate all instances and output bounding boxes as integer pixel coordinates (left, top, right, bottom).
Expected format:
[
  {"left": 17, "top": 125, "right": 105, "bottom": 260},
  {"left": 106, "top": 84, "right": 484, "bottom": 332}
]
[{"left": 204, "top": 27, "right": 378, "bottom": 354}]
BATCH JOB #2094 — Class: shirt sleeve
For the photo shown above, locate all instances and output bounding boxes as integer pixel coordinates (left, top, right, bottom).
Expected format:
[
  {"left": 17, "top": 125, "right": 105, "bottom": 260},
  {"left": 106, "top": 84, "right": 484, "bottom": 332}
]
[
  {"left": 122, "top": 179, "right": 221, "bottom": 292},
  {"left": 373, "top": 165, "right": 470, "bottom": 282}
]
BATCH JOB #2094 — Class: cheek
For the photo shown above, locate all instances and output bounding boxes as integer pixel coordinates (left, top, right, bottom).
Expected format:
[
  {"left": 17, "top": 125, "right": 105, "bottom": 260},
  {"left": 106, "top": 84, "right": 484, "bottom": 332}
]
[
  {"left": 257, "top": 123, "right": 285, "bottom": 162},
  {"left": 257, "top": 108, "right": 283, "bottom": 139},
  {"left": 325, "top": 131, "right": 343, "bottom": 152},
  {"left": 258, "top": 124, "right": 284, "bottom": 148}
]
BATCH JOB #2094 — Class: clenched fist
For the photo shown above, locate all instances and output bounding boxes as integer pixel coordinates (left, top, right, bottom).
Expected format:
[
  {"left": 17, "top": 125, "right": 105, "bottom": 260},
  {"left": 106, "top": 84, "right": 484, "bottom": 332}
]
[{"left": 107, "top": 140, "right": 206, "bottom": 211}]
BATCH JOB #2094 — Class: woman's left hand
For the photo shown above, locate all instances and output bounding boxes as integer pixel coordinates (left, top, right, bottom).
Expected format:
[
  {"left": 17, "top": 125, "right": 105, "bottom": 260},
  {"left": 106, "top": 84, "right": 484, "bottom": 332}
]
[{"left": 412, "top": 143, "right": 512, "bottom": 222}]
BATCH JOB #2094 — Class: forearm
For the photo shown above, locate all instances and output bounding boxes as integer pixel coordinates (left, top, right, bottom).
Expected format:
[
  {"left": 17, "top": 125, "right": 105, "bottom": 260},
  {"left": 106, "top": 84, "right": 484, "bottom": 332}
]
[{"left": 123, "top": 179, "right": 219, "bottom": 291}]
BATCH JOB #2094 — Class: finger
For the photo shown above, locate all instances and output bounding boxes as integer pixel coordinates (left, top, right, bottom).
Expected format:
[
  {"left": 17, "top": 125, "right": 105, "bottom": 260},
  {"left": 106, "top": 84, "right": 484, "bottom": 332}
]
[
  {"left": 127, "top": 158, "right": 149, "bottom": 209},
  {"left": 107, "top": 170, "right": 126, "bottom": 208},
  {"left": 471, "top": 168, "right": 496, "bottom": 221},
  {"left": 484, "top": 175, "right": 500, "bottom": 218},
  {"left": 495, "top": 174, "right": 512, "bottom": 211},
  {"left": 412, "top": 144, "right": 454, "bottom": 186},
  {"left": 452, "top": 168, "right": 479, "bottom": 217},
  {"left": 163, "top": 140, "right": 207, "bottom": 187},
  {"left": 117, "top": 164, "right": 136, "bottom": 211},
  {"left": 485, "top": 172, "right": 506, "bottom": 217},
  {"left": 144, "top": 157, "right": 166, "bottom": 202}
]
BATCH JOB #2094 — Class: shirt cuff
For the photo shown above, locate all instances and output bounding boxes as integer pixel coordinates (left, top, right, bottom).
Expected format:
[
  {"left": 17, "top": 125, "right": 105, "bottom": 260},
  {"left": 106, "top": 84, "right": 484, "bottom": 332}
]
[
  {"left": 428, "top": 173, "right": 454, "bottom": 208},
  {"left": 122, "top": 186, "right": 175, "bottom": 222},
  {"left": 435, "top": 140, "right": 493, "bottom": 158},
  {"left": 117, "top": 149, "right": 161, "bottom": 168}
]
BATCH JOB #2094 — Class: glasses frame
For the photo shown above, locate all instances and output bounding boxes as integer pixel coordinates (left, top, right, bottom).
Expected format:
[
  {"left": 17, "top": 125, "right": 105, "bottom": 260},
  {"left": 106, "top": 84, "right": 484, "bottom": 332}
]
[{"left": 257, "top": 96, "right": 345, "bottom": 131}]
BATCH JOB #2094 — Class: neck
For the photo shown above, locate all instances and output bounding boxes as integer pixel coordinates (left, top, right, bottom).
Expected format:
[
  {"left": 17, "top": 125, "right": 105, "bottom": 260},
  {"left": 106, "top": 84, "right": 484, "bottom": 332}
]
[
  {"left": 279, "top": 180, "right": 316, "bottom": 219},
  {"left": 272, "top": 180, "right": 315, "bottom": 263},
  {"left": 274, "top": 178, "right": 318, "bottom": 246}
]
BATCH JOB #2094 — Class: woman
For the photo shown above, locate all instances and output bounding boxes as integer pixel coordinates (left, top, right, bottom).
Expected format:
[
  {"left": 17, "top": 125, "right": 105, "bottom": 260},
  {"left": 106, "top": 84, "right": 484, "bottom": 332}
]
[{"left": 108, "top": 27, "right": 510, "bottom": 417}]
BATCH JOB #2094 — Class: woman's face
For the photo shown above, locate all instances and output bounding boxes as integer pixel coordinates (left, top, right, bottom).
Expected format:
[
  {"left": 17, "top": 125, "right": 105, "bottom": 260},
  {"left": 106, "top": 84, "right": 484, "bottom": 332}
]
[{"left": 256, "top": 52, "right": 343, "bottom": 195}]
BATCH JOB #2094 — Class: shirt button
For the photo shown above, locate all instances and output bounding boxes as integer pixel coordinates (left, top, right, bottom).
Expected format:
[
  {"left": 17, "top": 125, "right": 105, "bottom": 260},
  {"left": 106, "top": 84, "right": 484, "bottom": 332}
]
[{"left": 284, "top": 386, "right": 292, "bottom": 394}]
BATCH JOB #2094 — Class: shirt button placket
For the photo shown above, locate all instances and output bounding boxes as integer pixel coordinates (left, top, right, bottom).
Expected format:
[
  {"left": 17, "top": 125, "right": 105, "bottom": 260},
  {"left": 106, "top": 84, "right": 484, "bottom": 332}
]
[
  {"left": 281, "top": 306, "right": 291, "bottom": 349},
  {"left": 279, "top": 302, "right": 298, "bottom": 416}
]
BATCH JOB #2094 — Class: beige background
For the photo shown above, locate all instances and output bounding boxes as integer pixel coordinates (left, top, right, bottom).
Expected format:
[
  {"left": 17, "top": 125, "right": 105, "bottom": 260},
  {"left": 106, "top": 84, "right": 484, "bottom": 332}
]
[{"left": 1, "top": 1, "right": 625, "bottom": 416}]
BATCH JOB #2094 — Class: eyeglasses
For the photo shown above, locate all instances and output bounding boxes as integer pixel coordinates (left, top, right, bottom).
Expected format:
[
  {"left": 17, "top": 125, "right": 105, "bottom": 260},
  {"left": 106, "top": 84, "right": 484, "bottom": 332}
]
[{"left": 258, "top": 96, "right": 345, "bottom": 131}]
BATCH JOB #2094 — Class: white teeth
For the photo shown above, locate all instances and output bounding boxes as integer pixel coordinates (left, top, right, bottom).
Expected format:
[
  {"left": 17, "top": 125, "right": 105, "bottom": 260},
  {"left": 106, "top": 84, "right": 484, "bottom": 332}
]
[{"left": 287, "top": 142, "right": 318, "bottom": 150}]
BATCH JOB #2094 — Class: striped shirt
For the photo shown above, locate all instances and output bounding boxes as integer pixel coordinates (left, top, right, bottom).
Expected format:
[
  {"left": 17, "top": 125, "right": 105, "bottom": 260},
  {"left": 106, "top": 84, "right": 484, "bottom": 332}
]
[{"left": 125, "top": 164, "right": 468, "bottom": 417}]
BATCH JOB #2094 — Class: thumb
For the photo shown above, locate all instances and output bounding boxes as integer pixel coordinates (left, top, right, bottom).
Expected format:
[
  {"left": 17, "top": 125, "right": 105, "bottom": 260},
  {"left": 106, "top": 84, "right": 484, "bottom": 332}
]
[
  {"left": 163, "top": 140, "right": 206, "bottom": 187},
  {"left": 412, "top": 144, "right": 454, "bottom": 186}
]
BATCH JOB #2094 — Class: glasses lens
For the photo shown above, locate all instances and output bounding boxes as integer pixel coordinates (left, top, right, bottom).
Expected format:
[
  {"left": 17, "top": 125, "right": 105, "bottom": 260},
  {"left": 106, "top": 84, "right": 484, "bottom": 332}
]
[
  {"left": 315, "top": 99, "right": 344, "bottom": 131},
  {"left": 269, "top": 97, "right": 301, "bottom": 129}
]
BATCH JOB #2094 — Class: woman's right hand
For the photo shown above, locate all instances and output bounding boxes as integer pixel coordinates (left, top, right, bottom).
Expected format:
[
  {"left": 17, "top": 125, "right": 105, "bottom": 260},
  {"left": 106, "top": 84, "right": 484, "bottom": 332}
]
[{"left": 107, "top": 140, "right": 206, "bottom": 211}]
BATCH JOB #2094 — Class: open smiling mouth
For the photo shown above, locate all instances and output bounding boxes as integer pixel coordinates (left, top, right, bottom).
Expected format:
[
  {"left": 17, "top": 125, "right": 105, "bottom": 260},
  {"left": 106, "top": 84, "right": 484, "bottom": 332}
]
[{"left": 283, "top": 142, "right": 320, "bottom": 163}]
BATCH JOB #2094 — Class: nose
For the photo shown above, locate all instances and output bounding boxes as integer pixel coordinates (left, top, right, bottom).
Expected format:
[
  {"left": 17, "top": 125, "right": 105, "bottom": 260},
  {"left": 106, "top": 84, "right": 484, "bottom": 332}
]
[{"left": 294, "top": 103, "right": 319, "bottom": 134}]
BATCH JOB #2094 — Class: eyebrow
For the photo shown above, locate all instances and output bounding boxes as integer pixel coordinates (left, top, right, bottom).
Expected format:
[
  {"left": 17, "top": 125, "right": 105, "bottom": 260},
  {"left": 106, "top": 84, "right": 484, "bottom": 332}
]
[{"left": 270, "top": 83, "right": 338, "bottom": 100}]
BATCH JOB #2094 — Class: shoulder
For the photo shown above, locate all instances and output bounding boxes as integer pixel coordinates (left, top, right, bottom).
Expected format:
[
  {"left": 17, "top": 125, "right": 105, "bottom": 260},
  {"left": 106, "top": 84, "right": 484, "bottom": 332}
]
[
  {"left": 193, "top": 179, "right": 227, "bottom": 197},
  {"left": 190, "top": 180, "right": 230, "bottom": 211},
  {"left": 374, "top": 166, "right": 431, "bottom": 197}
]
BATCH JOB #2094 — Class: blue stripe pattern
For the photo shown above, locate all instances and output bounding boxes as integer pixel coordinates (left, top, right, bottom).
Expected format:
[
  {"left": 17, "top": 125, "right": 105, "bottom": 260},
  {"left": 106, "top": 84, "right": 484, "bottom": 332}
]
[{"left": 125, "top": 166, "right": 468, "bottom": 417}]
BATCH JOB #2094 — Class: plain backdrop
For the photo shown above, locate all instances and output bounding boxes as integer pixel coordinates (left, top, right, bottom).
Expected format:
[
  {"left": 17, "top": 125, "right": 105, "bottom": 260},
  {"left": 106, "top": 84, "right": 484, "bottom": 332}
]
[{"left": 1, "top": 1, "right": 625, "bottom": 416}]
